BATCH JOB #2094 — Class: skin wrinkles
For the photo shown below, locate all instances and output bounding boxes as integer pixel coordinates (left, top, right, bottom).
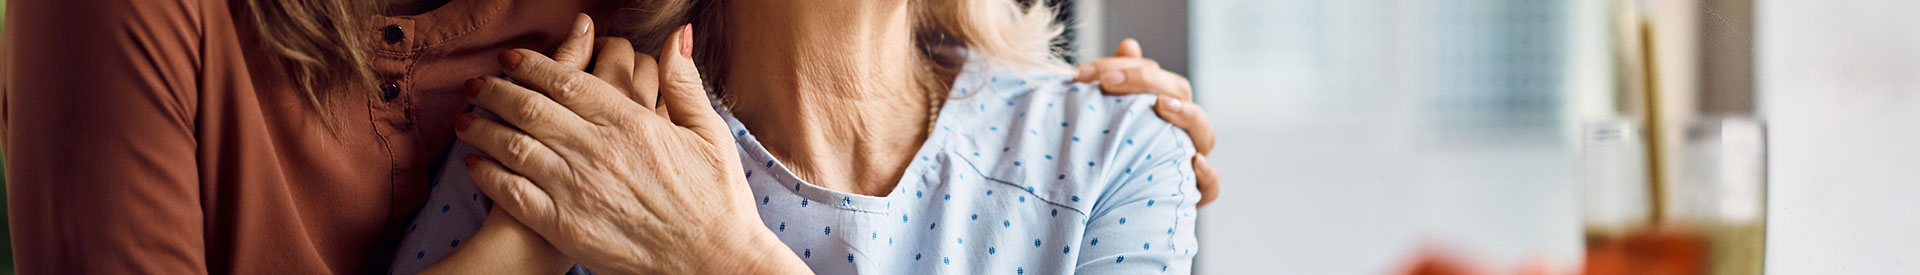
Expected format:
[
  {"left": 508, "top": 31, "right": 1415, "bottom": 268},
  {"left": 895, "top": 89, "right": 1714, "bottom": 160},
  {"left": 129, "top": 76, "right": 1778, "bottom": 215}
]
[{"left": 720, "top": 0, "right": 934, "bottom": 197}]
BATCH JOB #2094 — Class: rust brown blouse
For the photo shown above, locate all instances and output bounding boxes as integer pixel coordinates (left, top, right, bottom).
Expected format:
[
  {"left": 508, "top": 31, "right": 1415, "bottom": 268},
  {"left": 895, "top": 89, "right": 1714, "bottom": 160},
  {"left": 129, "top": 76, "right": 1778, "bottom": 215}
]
[{"left": 2, "top": 0, "right": 609, "bottom": 273}]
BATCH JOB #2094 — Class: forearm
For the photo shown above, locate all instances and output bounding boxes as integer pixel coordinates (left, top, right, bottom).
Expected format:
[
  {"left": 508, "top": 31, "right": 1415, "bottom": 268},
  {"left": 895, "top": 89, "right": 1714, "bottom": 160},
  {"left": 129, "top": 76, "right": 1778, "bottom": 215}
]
[{"left": 421, "top": 208, "right": 575, "bottom": 275}]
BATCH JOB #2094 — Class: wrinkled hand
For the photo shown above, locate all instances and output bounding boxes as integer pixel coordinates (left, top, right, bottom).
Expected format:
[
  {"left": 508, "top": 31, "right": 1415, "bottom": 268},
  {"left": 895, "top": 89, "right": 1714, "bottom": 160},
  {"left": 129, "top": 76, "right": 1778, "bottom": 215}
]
[
  {"left": 455, "top": 15, "right": 804, "bottom": 274},
  {"left": 1074, "top": 38, "right": 1220, "bottom": 207}
]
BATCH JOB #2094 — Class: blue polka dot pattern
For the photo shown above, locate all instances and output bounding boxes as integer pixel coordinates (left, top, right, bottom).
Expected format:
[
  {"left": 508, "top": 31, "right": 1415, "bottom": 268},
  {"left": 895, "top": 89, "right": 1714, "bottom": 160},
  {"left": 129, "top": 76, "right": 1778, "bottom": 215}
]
[{"left": 389, "top": 53, "right": 1201, "bottom": 275}]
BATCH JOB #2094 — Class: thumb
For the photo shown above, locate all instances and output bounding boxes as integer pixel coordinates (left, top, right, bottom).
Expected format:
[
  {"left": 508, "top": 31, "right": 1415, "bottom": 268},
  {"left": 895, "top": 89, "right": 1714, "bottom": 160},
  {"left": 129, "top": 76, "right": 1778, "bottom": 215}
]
[
  {"left": 1113, "top": 38, "right": 1143, "bottom": 58},
  {"left": 656, "top": 24, "right": 727, "bottom": 141},
  {"left": 550, "top": 14, "right": 597, "bottom": 70}
]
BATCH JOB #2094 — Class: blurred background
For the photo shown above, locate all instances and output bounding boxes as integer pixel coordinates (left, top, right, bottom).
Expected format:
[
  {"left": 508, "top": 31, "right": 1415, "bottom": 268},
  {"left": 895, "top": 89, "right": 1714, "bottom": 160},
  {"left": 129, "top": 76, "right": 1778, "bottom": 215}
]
[
  {"left": 1, "top": 0, "right": 13, "bottom": 271},
  {"left": 1050, "top": 0, "right": 1917, "bottom": 274},
  {"left": 2, "top": 0, "right": 1917, "bottom": 274}
]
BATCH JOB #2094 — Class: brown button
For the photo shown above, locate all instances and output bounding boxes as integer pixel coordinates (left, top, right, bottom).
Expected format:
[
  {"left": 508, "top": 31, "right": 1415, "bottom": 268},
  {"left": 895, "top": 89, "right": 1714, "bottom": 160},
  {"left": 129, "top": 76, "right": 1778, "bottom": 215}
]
[
  {"left": 380, "top": 81, "right": 401, "bottom": 102},
  {"left": 382, "top": 25, "right": 405, "bottom": 44}
]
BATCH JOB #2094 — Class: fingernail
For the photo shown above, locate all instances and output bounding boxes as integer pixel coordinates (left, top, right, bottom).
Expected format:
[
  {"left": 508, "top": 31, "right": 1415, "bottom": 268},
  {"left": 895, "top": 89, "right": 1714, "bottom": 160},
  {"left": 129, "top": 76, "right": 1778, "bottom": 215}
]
[
  {"left": 1159, "top": 96, "right": 1184, "bottom": 113},
  {"left": 1076, "top": 66, "right": 1094, "bottom": 79},
  {"left": 679, "top": 24, "right": 694, "bottom": 59},
  {"left": 463, "top": 78, "right": 482, "bottom": 97},
  {"left": 465, "top": 153, "right": 481, "bottom": 167},
  {"left": 454, "top": 113, "right": 474, "bottom": 131},
  {"left": 498, "top": 50, "right": 523, "bottom": 70},
  {"left": 575, "top": 14, "right": 592, "bottom": 35},
  {"left": 1101, "top": 71, "right": 1125, "bottom": 85}
]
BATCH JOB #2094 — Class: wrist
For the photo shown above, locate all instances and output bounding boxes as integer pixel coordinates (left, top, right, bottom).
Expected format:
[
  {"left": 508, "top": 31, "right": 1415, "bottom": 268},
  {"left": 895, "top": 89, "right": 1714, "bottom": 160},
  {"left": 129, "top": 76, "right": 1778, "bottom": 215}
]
[{"left": 703, "top": 223, "right": 810, "bottom": 274}]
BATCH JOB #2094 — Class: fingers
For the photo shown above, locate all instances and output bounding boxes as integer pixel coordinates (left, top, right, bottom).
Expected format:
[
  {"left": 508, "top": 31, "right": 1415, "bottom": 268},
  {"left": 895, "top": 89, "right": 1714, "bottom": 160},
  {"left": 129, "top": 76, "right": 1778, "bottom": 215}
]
[
  {"left": 629, "top": 50, "right": 663, "bottom": 113},
  {"left": 1112, "top": 38, "right": 1143, "bottom": 58},
  {"left": 454, "top": 113, "right": 567, "bottom": 180},
  {"left": 1154, "top": 96, "right": 1215, "bottom": 154},
  {"left": 464, "top": 154, "right": 558, "bottom": 227},
  {"left": 590, "top": 37, "right": 660, "bottom": 109},
  {"left": 1075, "top": 38, "right": 1194, "bottom": 100},
  {"left": 655, "top": 24, "right": 728, "bottom": 141},
  {"left": 634, "top": 51, "right": 668, "bottom": 118},
  {"left": 465, "top": 77, "right": 591, "bottom": 139},
  {"left": 1192, "top": 154, "right": 1219, "bottom": 208},
  {"left": 498, "top": 48, "right": 635, "bottom": 125},
  {"left": 549, "top": 14, "right": 597, "bottom": 70},
  {"left": 1077, "top": 59, "right": 1193, "bottom": 101}
]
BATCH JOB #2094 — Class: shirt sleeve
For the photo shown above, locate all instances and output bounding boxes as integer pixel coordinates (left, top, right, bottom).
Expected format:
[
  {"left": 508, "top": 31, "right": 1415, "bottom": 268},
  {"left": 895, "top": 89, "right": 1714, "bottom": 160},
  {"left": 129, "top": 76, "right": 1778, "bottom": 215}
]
[
  {"left": 3, "top": 0, "right": 208, "bottom": 273},
  {"left": 1073, "top": 121, "right": 1201, "bottom": 274}
]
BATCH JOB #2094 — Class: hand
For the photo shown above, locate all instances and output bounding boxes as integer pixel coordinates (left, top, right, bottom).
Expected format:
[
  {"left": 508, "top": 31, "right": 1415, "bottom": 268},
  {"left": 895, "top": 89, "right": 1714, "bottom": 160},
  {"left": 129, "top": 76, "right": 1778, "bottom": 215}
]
[
  {"left": 455, "top": 15, "right": 806, "bottom": 274},
  {"left": 1074, "top": 38, "right": 1220, "bottom": 208}
]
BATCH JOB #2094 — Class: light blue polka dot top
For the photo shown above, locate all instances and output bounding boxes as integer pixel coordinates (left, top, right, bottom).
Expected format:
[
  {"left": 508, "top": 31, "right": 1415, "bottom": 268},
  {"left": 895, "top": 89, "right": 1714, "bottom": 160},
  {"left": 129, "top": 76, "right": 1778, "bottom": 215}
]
[{"left": 389, "top": 54, "right": 1201, "bottom": 275}]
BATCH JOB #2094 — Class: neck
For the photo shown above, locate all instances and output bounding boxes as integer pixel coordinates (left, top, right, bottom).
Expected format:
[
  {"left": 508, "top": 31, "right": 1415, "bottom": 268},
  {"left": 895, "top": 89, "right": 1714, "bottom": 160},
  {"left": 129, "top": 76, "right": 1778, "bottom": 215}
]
[{"left": 721, "top": 1, "right": 937, "bottom": 196}]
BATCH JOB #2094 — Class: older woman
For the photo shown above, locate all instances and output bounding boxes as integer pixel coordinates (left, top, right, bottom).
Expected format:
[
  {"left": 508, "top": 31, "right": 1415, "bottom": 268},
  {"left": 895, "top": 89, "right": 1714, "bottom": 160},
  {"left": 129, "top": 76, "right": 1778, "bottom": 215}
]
[
  {"left": 4, "top": 0, "right": 1208, "bottom": 273},
  {"left": 395, "top": 0, "right": 1204, "bottom": 274}
]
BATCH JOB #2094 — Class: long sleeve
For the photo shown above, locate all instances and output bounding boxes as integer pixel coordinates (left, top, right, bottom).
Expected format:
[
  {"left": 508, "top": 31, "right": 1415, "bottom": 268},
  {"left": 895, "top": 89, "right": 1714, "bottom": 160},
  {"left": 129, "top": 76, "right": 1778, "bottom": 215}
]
[
  {"left": 1074, "top": 121, "right": 1201, "bottom": 274},
  {"left": 3, "top": 0, "right": 208, "bottom": 273}
]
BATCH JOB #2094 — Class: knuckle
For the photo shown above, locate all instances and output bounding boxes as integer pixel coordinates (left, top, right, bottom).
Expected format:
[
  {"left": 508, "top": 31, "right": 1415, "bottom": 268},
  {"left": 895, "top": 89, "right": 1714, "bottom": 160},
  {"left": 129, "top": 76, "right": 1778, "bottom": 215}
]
[
  {"left": 607, "top": 37, "right": 634, "bottom": 50},
  {"left": 569, "top": 73, "right": 610, "bottom": 97},
  {"left": 666, "top": 67, "right": 702, "bottom": 87},
  {"left": 503, "top": 137, "right": 543, "bottom": 167},
  {"left": 553, "top": 74, "right": 585, "bottom": 96},
  {"left": 508, "top": 93, "right": 548, "bottom": 116}
]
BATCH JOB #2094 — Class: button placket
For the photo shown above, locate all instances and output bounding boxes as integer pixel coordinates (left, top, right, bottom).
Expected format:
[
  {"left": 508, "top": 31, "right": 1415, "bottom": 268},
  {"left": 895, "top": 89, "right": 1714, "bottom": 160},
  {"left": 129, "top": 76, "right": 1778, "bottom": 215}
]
[{"left": 369, "top": 19, "right": 415, "bottom": 104}]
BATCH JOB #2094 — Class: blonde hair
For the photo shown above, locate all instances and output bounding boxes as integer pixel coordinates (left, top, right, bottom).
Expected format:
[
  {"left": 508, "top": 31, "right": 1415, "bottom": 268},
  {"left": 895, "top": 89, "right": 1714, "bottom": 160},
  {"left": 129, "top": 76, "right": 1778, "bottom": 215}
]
[
  {"left": 620, "top": 0, "right": 1071, "bottom": 95},
  {"left": 920, "top": 0, "right": 1073, "bottom": 73},
  {"left": 245, "top": 0, "right": 382, "bottom": 132}
]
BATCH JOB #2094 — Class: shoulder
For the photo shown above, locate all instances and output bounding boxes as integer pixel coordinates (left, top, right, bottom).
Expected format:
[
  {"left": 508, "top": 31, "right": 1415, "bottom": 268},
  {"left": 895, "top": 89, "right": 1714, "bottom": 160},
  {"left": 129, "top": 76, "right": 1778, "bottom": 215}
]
[
  {"left": 9, "top": 0, "right": 211, "bottom": 32},
  {"left": 934, "top": 57, "right": 1196, "bottom": 213}
]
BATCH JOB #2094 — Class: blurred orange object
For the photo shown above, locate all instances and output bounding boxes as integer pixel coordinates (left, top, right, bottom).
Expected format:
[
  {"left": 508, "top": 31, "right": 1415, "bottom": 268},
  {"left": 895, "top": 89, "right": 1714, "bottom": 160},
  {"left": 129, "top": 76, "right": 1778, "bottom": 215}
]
[
  {"left": 1396, "top": 248, "right": 1487, "bottom": 275},
  {"left": 1583, "top": 230, "right": 1707, "bottom": 275},
  {"left": 1398, "top": 229, "right": 1706, "bottom": 275}
]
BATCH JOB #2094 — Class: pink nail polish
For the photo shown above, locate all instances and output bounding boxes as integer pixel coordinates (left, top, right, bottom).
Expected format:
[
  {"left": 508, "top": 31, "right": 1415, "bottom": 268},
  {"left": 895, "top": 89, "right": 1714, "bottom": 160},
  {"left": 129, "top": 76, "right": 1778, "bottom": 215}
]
[
  {"left": 463, "top": 78, "right": 482, "bottom": 97},
  {"left": 498, "top": 51, "right": 523, "bottom": 70},
  {"left": 454, "top": 113, "right": 474, "bottom": 131},
  {"left": 680, "top": 24, "right": 695, "bottom": 59}
]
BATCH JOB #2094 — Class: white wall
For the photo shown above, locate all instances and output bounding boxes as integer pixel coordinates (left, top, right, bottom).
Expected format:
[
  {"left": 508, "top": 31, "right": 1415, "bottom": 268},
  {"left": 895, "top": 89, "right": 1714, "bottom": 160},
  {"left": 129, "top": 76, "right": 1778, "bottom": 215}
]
[
  {"left": 1758, "top": 0, "right": 1920, "bottom": 273},
  {"left": 1157, "top": 0, "right": 1920, "bottom": 273},
  {"left": 1186, "top": 0, "right": 1594, "bottom": 273}
]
